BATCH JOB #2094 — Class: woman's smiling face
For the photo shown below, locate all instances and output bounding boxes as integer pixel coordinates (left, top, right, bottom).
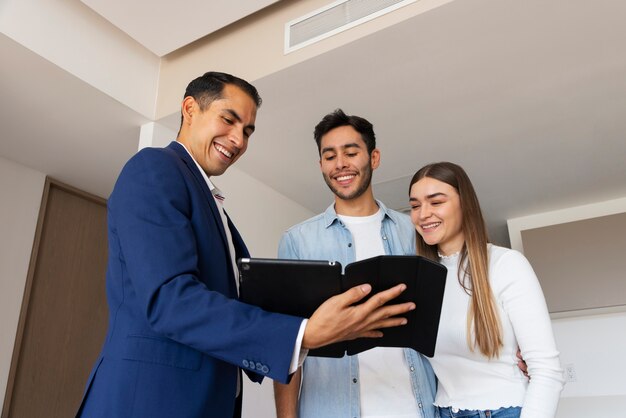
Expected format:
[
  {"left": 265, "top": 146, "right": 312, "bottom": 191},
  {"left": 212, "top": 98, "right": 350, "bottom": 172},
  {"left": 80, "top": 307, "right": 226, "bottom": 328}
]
[{"left": 409, "top": 176, "right": 465, "bottom": 256}]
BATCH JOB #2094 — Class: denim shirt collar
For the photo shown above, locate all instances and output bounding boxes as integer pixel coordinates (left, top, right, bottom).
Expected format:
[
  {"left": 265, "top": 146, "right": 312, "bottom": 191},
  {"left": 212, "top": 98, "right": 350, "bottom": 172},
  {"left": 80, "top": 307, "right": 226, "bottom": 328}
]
[{"left": 322, "top": 199, "right": 398, "bottom": 228}]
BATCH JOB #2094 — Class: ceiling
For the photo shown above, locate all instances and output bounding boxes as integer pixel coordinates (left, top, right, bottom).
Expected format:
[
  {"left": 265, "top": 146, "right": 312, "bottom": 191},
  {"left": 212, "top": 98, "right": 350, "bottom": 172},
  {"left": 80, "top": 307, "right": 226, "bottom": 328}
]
[
  {"left": 0, "top": 32, "right": 147, "bottom": 199},
  {"left": 238, "top": 0, "right": 626, "bottom": 245},
  {"left": 79, "top": 0, "right": 282, "bottom": 56},
  {"left": 1, "top": 0, "right": 625, "bottom": 247}
]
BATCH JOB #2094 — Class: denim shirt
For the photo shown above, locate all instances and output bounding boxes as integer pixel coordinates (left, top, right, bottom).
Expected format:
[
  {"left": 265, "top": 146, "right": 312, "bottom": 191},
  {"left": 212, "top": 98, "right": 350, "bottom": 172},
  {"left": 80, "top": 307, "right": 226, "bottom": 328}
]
[{"left": 278, "top": 200, "right": 438, "bottom": 418}]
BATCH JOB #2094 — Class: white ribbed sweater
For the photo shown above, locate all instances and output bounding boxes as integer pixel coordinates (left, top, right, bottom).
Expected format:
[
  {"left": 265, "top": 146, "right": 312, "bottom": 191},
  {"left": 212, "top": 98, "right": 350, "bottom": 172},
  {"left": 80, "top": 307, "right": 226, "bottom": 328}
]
[{"left": 429, "top": 245, "right": 564, "bottom": 418}]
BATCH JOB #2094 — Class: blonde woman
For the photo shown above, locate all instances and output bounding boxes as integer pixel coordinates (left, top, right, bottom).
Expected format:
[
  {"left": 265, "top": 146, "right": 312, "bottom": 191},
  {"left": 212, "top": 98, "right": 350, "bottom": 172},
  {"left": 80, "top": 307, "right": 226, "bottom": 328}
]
[{"left": 408, "top": 162, "right": 564, "bottom": 418}]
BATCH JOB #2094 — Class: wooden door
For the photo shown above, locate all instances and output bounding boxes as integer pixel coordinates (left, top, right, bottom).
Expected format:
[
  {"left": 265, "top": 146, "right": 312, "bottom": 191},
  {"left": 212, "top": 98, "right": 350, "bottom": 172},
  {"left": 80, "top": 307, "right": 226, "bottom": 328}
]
[{"left": 2, "top": 178, "right": 108, "bottom": 418}]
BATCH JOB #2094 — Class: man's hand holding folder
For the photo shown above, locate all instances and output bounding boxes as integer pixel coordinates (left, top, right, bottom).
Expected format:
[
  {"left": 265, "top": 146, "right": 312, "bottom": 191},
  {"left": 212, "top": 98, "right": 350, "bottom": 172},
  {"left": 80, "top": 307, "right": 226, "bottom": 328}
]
[
  {"left": 302, "top": 283, "right": 414, "bottom": 349},
  {"left": 238, "top": 255, "right": 446, "bottom": 357}
]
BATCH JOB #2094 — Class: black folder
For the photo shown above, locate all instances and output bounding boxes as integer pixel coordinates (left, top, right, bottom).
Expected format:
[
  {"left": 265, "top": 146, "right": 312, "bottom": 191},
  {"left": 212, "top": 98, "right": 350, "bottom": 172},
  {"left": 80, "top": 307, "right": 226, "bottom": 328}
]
[{"left": 238, "top": 255, "right": 447, "bottom": 358}]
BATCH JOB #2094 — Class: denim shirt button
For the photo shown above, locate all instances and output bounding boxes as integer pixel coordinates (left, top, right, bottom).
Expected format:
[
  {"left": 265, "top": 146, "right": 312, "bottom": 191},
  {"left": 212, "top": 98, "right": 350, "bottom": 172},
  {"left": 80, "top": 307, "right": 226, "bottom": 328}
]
[
  {"left": 418, "top": 403, "right": 422, "bottom": 408},
  {"left": 352, "top": 378, "right": 357, "bottom": 383},
  {"left": 383, "top": 236, "right": 387, "bottom": 240},
  {"left": 348, "top": 243, "right": 352, "bottom": 247},
  {"left": 410, "top": 366, "right": 415, "bottom": 372}
]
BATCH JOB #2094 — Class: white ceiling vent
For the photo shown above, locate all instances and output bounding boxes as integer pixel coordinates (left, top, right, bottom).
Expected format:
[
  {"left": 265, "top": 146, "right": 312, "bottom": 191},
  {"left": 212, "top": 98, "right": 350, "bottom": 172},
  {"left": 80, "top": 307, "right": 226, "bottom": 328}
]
[{"left": 285, "top": 0, "right": 417, "bottom": 53}]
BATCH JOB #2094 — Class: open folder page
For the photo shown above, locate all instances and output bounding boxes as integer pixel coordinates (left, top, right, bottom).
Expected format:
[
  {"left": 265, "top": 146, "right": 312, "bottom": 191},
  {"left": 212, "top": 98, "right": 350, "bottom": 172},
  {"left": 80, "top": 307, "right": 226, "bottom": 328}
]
[{"left": 238, "top": 255, "right": 446, "bottom": 358}]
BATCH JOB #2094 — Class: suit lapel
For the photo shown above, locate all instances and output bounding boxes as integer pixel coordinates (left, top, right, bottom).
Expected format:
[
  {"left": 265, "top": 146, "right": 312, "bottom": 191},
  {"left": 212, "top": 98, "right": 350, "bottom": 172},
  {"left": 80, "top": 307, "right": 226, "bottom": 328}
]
[
  {"left": 167, "top": 141, "right": 252, "bottom": 297},
  {"left": 166, "top": 141, "right": 231, "bottom": 252},
  {"left": 226, "top": 213, "right": 250, "bottom": 260}
]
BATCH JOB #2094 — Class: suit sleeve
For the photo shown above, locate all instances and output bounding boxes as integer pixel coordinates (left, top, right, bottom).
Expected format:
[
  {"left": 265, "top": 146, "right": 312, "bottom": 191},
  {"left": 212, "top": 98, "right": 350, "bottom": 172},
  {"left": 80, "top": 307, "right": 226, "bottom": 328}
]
[{"left": 108, "top": 149, "right": 303, "bottom": 384}]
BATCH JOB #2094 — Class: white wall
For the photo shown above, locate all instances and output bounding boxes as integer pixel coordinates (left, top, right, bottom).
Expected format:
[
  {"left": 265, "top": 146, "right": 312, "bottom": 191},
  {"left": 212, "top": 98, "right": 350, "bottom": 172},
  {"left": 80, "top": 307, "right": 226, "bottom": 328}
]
[
  {"left": 0, "top": 157, "right": 45, "bottom": 413},
  {"left": 553, "top": 311, "right": 626, "bottom": 417}
]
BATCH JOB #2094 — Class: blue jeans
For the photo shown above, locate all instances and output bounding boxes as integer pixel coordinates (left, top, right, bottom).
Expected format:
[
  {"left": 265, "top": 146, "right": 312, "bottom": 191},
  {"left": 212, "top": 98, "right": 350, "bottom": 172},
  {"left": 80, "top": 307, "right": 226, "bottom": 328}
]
[{"left": 438, "top": 406, "right": 521, "bottom": 418}]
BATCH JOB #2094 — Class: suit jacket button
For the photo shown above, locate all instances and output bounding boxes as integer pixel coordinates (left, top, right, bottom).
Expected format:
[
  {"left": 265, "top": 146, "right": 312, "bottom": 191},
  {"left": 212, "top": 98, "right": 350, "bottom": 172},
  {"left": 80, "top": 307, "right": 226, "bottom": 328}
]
[
  {"left": 261, "top": 365, "right": 269, "bottom": 374},
  {"left": 242, "top": 359, "right": 249, "bottom": 368}
]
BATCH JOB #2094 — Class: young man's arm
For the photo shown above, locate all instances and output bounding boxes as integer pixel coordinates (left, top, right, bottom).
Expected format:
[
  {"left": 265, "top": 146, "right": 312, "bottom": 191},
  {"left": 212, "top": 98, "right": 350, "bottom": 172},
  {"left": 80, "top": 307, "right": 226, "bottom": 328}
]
[{"left": 274, "top": 368, "right": 301, "bottom": 418}]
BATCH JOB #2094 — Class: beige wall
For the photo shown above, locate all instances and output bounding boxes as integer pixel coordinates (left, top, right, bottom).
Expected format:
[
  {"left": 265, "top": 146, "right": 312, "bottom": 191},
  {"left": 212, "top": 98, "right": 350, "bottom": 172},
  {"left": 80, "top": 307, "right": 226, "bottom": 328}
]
[
  {"left": 216, "top": 167, "right": 314, "bottom": 257},
  {"left": 508, "top": 197, "right": 626, "bottom": 314},
  {"left": 0, "top": 157, "right": 45, "bottom": 412},
  {"left": 521, "top": 212, "right": 626, "bottom": 313}
]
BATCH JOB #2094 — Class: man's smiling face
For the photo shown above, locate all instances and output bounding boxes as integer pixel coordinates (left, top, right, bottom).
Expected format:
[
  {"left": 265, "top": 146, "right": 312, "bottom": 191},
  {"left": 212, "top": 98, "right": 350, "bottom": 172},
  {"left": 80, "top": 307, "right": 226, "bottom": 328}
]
[
  {"left": 319, "top": 125, "right": 379, "bottom": 201},
  {"left": 179, "top": 83, "right": 257, "bottom": 177}
]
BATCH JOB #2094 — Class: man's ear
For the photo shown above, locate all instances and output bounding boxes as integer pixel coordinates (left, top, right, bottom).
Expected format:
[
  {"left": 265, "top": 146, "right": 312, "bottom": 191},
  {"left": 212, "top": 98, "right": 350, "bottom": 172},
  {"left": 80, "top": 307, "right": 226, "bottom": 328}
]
[
  {"left": 370, "top": 148, "right": 381, "bottom": 170},
  {"left": 181, "top": 96, "right": 198, "bottom": 125}
]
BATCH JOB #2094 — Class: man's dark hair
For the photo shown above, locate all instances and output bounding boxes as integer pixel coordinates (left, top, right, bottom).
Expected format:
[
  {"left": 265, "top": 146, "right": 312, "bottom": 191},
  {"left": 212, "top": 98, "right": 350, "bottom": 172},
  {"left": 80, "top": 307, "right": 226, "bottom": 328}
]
[
  {"left": 313, "top": 109, "right": 376, "bottom": 156},
  {"left": 179, "top": 71, "right": 262, "bottom": 128}
]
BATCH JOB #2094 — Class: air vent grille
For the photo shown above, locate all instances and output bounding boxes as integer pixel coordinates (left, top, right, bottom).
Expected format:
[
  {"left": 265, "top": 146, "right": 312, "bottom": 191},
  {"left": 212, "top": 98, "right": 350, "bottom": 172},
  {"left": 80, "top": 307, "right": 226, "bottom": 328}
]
[{"left": 285, "top": 0, "right": 417, "bottom": 53}]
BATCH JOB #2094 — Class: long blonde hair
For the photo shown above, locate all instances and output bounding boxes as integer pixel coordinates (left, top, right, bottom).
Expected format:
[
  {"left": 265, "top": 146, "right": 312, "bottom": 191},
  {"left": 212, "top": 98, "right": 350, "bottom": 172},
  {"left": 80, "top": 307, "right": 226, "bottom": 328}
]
[{"left": 409, "top": 162, "right": 502, "bottom": 358}]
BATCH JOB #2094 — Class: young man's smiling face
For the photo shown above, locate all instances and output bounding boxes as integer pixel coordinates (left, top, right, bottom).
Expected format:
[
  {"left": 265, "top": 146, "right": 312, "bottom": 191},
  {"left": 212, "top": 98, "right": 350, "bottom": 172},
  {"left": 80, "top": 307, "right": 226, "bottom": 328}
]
[
  {"left": 178, "top": 83, "right": 257, "bottom": 177},
  {"left": 319, "top": 125, "right": 380, "bottom": 202}
]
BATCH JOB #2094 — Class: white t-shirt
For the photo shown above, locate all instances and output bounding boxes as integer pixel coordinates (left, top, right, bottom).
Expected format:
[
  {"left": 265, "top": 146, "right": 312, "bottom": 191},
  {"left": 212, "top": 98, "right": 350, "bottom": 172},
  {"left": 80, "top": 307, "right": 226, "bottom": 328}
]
[{"left": 338, "top": 210, "right": 422, "bottom": 418}]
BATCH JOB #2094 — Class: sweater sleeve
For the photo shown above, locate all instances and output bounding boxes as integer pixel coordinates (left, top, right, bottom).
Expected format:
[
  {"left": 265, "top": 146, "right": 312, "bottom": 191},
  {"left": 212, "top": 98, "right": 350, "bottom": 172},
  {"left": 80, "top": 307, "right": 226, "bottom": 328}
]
[{"left": 495, "top": 250, "right": 564, "bottom": 418}]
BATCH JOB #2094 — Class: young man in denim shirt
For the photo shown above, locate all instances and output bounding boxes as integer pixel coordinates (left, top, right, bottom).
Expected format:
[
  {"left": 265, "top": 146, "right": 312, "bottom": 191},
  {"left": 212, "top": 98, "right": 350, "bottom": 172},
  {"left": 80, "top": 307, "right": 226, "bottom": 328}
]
[{"left": 273, "top": 109, "right": 438, "bottom": 418}]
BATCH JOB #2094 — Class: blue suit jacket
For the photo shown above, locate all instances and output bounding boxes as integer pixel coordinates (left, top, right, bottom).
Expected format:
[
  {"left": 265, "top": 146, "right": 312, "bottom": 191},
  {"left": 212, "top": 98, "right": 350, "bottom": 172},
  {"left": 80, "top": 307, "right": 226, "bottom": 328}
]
[{"left": 77, "top": 142, "right": 303, "bottom": 418}]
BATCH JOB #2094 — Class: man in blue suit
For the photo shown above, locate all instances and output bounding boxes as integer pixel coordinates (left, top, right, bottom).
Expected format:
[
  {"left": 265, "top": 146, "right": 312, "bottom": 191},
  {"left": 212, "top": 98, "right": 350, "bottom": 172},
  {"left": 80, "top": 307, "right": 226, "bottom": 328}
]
[{"left": 76, "top": 72, "right": 415, "bottom": 418}]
